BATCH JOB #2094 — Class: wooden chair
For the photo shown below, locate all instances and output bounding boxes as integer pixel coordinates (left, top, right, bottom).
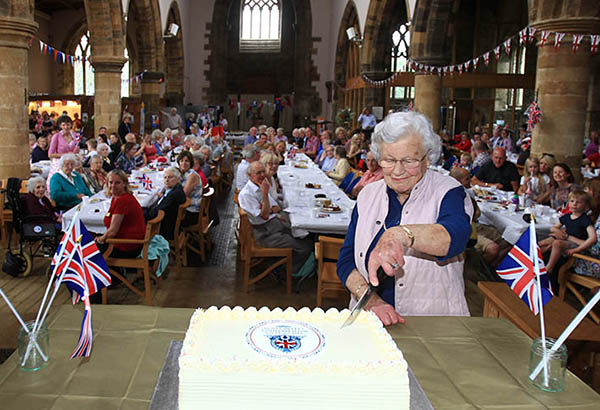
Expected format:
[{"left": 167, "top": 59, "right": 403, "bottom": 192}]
[
  {"left": 558, "top": 253, "right": 600, "bottom": 324},
  {"left": 168, "top": 197, "right": 190, "bottom": 270},
  {"left": 101, "top": 210, "right": 164, "bottom": 305},
  {"left": 315, "top": 236, "right": 348, "bottom": 306},
  {"left": 237, "top": 207, "right": 292, "bottom": 293},
  {"left": 183, "top": 187, "right": 214, "bottom": 262},
  {"left": 220, "top": 151, "right": 234, "bottom": 191}
]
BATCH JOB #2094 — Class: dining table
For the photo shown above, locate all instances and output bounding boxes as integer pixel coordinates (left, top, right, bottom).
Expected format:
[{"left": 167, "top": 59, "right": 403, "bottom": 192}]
[
  {"left": 277, "top": 153, "right": 354, "bottom": 237},
  {"left": 61, "top": 167, "right": 166, "bottom": 234}
]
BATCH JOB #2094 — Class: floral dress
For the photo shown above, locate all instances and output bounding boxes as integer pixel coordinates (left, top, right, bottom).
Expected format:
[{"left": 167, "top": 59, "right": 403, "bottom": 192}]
[{"left": 574, "top": 218, "right": 600, "bottom": 279}]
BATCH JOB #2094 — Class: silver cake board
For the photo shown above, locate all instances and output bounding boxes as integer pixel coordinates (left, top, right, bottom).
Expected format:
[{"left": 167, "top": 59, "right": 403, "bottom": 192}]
[{"left": 150, "top": 341, "right": 434, "bottom": 410}]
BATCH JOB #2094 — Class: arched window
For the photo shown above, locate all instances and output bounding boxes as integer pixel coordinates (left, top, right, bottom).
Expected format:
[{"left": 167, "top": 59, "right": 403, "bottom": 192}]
[
  {"left": 74, "top": 31, "right": 94, "bottom": 96},
  {"left": 390, "top": 23, "right": 413, "bottom": 103},
  {"left": 240, "top": 0, "right": 281, "bottom": 52},
  {"left": 121, "top": 47, "right": 130, "bottom": 98}
]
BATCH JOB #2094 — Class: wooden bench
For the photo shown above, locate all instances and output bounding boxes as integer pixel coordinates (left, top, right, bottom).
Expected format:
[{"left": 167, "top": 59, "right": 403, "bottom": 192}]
[{"left": 478, "top": 281, "right": 600, "bottom": 342}]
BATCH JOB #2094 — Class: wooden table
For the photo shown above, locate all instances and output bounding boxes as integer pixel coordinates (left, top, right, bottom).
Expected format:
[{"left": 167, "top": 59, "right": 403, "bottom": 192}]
[{"left": 0, "top": 304, "right": 599, "bottom": 409}]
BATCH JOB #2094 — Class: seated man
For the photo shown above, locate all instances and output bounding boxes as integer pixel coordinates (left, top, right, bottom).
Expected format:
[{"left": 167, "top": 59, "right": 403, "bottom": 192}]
[
  {"left": 352, "top": 151, "right": 383, "bottom": 197},
  {"left": 471, "top": 147, "right": 519, "bottom": 192},
  {"left": 238, "top": 162, "right": 313, "bottom": 273}
]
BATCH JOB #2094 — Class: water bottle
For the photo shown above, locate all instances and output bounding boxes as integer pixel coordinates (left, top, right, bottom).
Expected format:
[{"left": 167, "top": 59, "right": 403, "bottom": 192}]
[{"left": 512, "top": 193, "right": 520, "bottom": 212}]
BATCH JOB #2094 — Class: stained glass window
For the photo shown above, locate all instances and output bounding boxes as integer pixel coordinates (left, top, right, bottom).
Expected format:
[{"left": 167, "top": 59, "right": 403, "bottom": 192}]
[
  {"left": 390, "top": 23, "right": 413, "bottom": 101},
  {"left": 74, "top": 31, "right": 94, "bottom": 95},
  {"left": 121, "top": 47, "right": 130, "bottom": 98}
]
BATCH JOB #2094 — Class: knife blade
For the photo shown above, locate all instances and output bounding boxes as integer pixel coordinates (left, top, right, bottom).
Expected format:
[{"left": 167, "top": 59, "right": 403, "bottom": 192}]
[{"left": 340, "top": 267, "right": 389, "bottom": 328}]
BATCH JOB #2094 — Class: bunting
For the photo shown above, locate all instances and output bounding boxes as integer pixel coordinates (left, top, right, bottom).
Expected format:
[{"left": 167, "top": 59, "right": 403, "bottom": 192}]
[
  {"left": 540, "top": 30, "right": 551, "bottom": 47},
  {"left": 572, "top": 34, "right": 584, "bottom": 53},
  {"left": 554, "top": 32, "right": 566, "bottom": 50}
]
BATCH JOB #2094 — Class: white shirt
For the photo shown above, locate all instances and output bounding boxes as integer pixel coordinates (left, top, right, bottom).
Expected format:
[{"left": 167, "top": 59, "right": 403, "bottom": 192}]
[
  {"left": 520, "top": 174, "right": 550, "bottom": 196},
  {"left": 238, "top": 180, "right": 278, "bottom": 225},
  {"left": 357, "top": 113, "right": 376, "bottom": 130},
  {"left": 321, "top": 156, "right": 337, "bottom": 172},
  {"left": 236, "top": 159, "right": 250, "bottom": 191}
]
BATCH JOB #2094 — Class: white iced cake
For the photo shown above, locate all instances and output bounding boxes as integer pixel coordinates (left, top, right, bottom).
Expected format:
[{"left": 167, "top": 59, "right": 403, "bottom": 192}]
[{"left": 178, "top": 306, "right": 409, "bottom": 409}]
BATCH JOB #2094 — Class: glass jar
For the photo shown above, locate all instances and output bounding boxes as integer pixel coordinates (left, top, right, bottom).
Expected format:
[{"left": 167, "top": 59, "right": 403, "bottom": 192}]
[
  {"left": 18, "top": 321, "right": 50, "bottom": 371},
  {"left": 528, "top": 337, "right": 567, "bottom": 392}
]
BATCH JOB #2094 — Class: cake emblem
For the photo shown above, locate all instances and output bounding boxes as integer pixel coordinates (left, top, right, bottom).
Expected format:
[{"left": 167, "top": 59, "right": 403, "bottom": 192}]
[
  {"left": 246, "top": 320, "right": 325, "bottom": 359},
  {"left": 270, "top": 334, "right": 302, "bottom": 352}
]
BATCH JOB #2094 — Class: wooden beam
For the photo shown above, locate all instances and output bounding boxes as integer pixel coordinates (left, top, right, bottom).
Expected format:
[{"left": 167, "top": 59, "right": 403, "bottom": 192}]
[{"left": 344, "top": 73, "right": 535, "bottom": 91}]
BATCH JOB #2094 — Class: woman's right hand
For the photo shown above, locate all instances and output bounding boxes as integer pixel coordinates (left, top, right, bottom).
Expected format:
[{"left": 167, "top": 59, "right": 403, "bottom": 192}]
[{"left": 366, "top": 297, "right": 405, "bottom": 326}]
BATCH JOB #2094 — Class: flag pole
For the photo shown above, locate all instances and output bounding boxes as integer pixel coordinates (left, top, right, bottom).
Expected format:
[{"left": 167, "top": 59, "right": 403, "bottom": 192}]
[
  {"left": 529, "top": 213, "right": 549, "bottom": 384},
  {"left": 530, "top": 288, "right": 600, "bottom": 381},
  {"left": 21, "top": 233, "right": 82, "bottom": 367},
  {"left": 31, "top": 208, "right": 80, "bottom": 335},
  {"left": 0, "top": 288, "right": 48, "bottom": 362}
]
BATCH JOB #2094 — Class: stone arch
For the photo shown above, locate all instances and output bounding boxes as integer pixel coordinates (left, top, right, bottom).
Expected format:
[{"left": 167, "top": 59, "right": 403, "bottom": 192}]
[
  {"left": 360, "top": 0, "right": 408, "bottom": 107},
  {"left": 164, "top": 0, "right": 184, "bottom": 106},
  {"left": 83, "top": 0, "right": 125, "bottom": 57},
  {"left": 126, "top": 0, "right": 164, "bottom": 73}
]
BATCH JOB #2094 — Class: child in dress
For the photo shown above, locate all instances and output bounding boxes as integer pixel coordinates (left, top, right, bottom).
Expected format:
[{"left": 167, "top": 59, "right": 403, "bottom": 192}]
[
  {"left": 518, "top": 157, "right": 549, "bottom": 203},
  {"left": 540, "top": 189, "right": 597, "bottom": 275}
]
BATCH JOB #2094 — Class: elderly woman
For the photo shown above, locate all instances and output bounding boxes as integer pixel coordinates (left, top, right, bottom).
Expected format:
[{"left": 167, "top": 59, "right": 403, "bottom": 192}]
[
  {"left": 82, "top": 154, "right": 108, "bottom": 193},
  {"left": 260, "top": 152, "right": 282, "bottom": 205},
  {"left": 320, "top": 144, "right": 337, "bottom": 173},
  {"left": 96, "top": 170, "right": 146, "bottom": 258},
  {"left": 49, "top": 153, "right": 92, "bottom": 210},
  {"left": 192, "top": 151, "right": 209, "bottom": 187},
  {"left": 352, "top": 151, "right": 384, "bottom": 197},
  {"left": 177, "top": 150, "right": 203, "bottom": 226},
  {"left": 335, "top": 126, "right": 348, "bottom": 146},
  {"left": 145, "top": 167, "right": 187, "bottom": 240},
  {"left": 550, "top": 163, "right": 579, "bottom": 211},
  {"left": 326, "top": 146, "right": 351, "bottom": 185},
  {"left": 97, "top": 142, "right": 115, "bottom": 172},
  {"left": 336, "top": 111, "right": 473, "bottom": 325},
  {"left": 183, "top": 134, "right": 196, "bottom": 151},
  {"left": 24, "top": 176, "right": 58, "bottom": 224},
  {"left": 199, "top": 145, "right": 213, "bottom": 179}
]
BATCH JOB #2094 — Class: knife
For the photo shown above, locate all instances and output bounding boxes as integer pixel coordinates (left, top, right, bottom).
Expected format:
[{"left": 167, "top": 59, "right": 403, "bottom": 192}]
[{"left": 340, "top": 267, "right": 390, "bottom": 328}]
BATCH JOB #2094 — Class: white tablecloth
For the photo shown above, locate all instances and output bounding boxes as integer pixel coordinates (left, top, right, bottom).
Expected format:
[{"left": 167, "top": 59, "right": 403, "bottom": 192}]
[
  {"left": 30, "top": 160, "right": 51, "bottom": 179},
  {"left": 61, "top": 168, "right": 164, "bottom": 234},
  {"left": 278, "top": 154, "right": 354, "bottom": 237},
  {"left": 472, "top": 187, "right": 557, "bottom": 244}
]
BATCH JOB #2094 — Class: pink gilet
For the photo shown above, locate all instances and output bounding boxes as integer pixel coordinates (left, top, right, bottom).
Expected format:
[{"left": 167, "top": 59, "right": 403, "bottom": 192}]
[{"left": 351, "top": 170, "right": 473, "bottom": 316}]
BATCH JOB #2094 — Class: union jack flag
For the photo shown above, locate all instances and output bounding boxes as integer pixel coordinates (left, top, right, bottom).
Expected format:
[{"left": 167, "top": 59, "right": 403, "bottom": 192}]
[
  {"left": 52, "top": 220, "right": 111, "bottom": 303},
  {"left": 496, "top": 226, "right": 553, "bottom": 315},
  {"left": 51, "top": 219, "right": 111, "bottom": 358},
  {"left": 141, "top": 173, "right": 153, "bottom": 190}
]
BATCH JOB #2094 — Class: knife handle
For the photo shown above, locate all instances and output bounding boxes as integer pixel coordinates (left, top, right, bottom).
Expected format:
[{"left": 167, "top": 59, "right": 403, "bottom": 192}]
[{"left": 372, "top": 267, "right": 391, "bottom": 294}]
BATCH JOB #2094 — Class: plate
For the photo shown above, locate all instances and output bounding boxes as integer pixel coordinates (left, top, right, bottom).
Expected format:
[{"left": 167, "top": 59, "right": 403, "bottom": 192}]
[
  {"left": 89, "top": 198, "right": 103, "bottom": 204},
  {"left": 294, "top": 164, "right": 308, "bottom": 169},
  {"left": 320, "top": 205, "right": 343, "bottom": 213}
]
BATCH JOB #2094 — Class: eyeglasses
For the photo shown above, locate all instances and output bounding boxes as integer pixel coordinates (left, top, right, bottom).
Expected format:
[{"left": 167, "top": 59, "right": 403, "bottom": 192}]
[{"left": 379, "top": 154, "right": 427, "bottom": 170}]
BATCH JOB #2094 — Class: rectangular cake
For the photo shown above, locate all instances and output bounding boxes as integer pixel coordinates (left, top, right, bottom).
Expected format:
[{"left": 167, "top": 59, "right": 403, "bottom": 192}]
[{"left": 179, "top": 306, "right": 409, "bottom": 409}]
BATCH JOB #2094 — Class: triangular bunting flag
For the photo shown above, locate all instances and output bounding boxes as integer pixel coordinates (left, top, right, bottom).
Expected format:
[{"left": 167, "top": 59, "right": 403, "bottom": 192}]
[
  {"left": 528, "top": 27, "right": 536, "bottom": 42},
  {"left": 483, "top": 52, "right": 490, "bottom": 66},
  {"left": 464, "top": 60, "right": 471, "bottom": 71},
  {"left": 457, "top": 64, "right": 463, "bottom": 74},
  {"left": 472, "top": 57, "right": 479, "bottom": 70},
  {"left": 504, "top": 38, "right": 512, "bottom": 55},
  {"left": 519, "top": 28, "right": 528, "bottom": 45},
  {"left": 494, "top": 46, "right": 501, "bottom": 61},
  {"left": 540, "top": 30, "right": 550, "bottom": 47},
  {"left": 591, "top": 34, "right": 600, "bottom": 54},
  {"left": 572, "top": 34, "right": 584, "bottom": 53},
  {"left": 554, "top": 32, "right": 565, "bottom": 50}
]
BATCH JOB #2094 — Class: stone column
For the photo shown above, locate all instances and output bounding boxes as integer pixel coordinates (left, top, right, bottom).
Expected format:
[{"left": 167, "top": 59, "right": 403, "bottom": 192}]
[
  {"left": 531, "top": 44, "right": 592, "bottom": 172},
  {"left": 91, "top": 56, "right": 126, "bottom": 137},
  {"left": 140, "top": 71, "right": 164, "bottom": 132},
  {"left": 414, "top": 74, "right": 442, "bottom": 132},
  {"left": 0, "top": 15, "right": 38, "bottom": 179}
]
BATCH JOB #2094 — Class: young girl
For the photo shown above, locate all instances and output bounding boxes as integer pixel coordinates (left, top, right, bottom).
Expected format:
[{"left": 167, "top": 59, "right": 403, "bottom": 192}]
[
  {"left": 540, "top": 189, "right": 597, "bottom": 274},
  {"left": 518, "top": 157, "right": 549, "bottom": 203}
]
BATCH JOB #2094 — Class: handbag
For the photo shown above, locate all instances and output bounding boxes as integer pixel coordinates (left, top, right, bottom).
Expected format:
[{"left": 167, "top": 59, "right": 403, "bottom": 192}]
[{"left": 2, "top": 251, "right": 26, "bottom": 277}]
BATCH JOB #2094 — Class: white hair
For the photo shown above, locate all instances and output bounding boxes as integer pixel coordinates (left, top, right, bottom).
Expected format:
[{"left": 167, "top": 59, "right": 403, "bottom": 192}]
[
  {"left": 151, "top": 129, "right": 163, "bottom": 139},
  {"left": 370, "top": 111, "right": 441, "bottom": 164},
  {"left": 97, "top": 142, "right": 110, "bottom": 152},
  {"left": 27, "top": 176, "right": 46, "bottom": 193},
  {"left": 242, "top": 144, "right": 257, "bottom": 159},
  {"left": 89, "top": 154, "right": 103, "bottom": 164},
  {"left": 59, "top": 153, "right": 77, "bottom": 169},
  {"left": 164, "top": 166, "right": 182, "bottom": 182},
  {"left": 184, "top": 134, "right": 196, "bottom": 143}
]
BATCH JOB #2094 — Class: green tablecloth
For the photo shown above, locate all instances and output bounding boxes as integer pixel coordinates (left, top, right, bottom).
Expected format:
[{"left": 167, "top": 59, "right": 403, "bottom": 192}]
[{"left": 0, "top": 305, "right": 598, "bottom": 409}]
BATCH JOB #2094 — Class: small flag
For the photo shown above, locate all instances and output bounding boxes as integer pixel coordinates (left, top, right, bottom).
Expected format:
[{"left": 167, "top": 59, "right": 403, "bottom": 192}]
[
  {"left": 141, "top": 173, "right": 153, "bottom": 190},
  {"left": 525, "top": 100, "right": 542, "bottom": 132},
  {"left": 554, "top": 32, "right": 565, "bottom": 50},
  {"left": 519, "top": 28, "right": 528, "bottom": 45},
  {"left": 591, "top": 34, "right": 600, "bottom": 54},
  {"left": 496, "top": 225, "right": 553, "bottom": 315},
  {"left": 493, "top": 46, "right": 501, "bottom": 61},
  {"left": 483, "top": 52, "right": 490, "bottom": 66},
  {"left": 572, "top": 34, "right": 584, "bottom": 53},
  {"left": 504, "top": 38, "right": 512, "bottom": 55},
  {"left": 464, "top": 60, "right": 471, "bottom": 71},
  {"left": 472, "top": 56, "right": 479, "bottom": 70},
  {"left": 540, "top": 30, "right": 550, "bottom": 47}
]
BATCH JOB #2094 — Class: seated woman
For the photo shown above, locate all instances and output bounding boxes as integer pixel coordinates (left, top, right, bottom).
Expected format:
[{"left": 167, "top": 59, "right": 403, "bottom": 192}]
[
  {"left": 177, "top": 151, "right": 203, "bottom": 226},
  {"left": 517, "top": 157, "right": 549, "bottom": 203},
  {"left": 97, "top": 142, "right": 115, "bottom": 172},
  {"left": 95, "top": 170, "right": 146, "bottom": 258},
  {"left": 24, "top": 176, "right": 59, "bottom": 224},
  {"left": 115, "top": 142, "right": 138, "bottom": 174},
  {"left": 573, "top": 178, "right": 600, "bottom": 285},
  {"left": 191, "top": 151, "right": 209, "bottom": 187},
  {"left": 260, "top": 152, "right": 282, "bottom": 206},
  {"left": 142, "top": 133, "right": 160, "bottom": 162},
  {"left": 82, "top": 154, "right": 107, "bottom": 194},
  {"left": 145, "top": 167, "right": 186, "bottom": 240},
  {"left": 326, "top": 146, "right": 351, "bottom": 185},
  {"left": 274, "top": 141, "right": 286, "bottom": 165},
  {"left": 550, "top": 163, "right": 579, "bottom": 211},
  {"left": 347, "top": 134, "right": 362, "bottom": 165},
  {"left": 31, "top": 134, "right": 50, "bottom": 163},
  {"left": 49, "top": 153, "right": 92, "bottom": 210}
]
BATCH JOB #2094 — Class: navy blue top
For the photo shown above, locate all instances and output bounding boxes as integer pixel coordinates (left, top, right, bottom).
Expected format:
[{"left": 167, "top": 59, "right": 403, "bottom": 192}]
[
  {"left": 559, "top": 213, "right": 593, "bottom": 240},
  {"left": 336, "top": 185, "right": 471, "bottom": 306}
]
